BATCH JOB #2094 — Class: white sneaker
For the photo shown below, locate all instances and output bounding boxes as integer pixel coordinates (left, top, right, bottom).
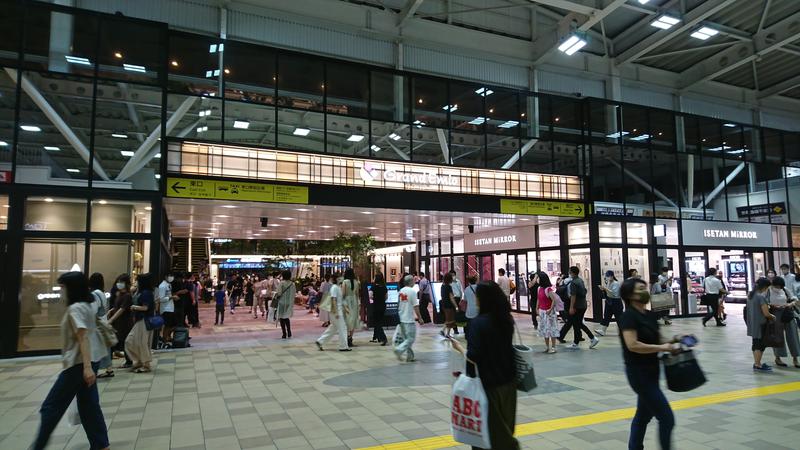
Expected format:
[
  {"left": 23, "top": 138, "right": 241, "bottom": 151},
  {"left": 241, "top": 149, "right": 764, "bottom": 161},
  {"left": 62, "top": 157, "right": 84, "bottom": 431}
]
[
  {"left": 590, "top": 337, "right": 600, "bottom": 349},
  {"left": 594, "top": 327, "right": 606, "bottom": 337},
  {"left": 566, "top": 343, "right": 579, "bottom": 349}
]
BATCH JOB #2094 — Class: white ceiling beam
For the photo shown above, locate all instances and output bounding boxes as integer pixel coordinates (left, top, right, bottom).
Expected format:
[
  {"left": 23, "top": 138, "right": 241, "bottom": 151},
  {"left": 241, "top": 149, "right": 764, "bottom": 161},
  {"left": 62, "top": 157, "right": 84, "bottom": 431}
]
[
  {"left": 615, "top": 0, "right": 739, "bottom": 65},
  {"left": 679, "top": 11, "right": 800, "bottom": 90},
  {"left": 397, "top": 0, "right": 425, "bottom": 27},
  {"left": 758, "top": 74, "right": 800, "bottom": 99},
  {"left": 757, "top": 0, "right": 772, "bottom": 32}
]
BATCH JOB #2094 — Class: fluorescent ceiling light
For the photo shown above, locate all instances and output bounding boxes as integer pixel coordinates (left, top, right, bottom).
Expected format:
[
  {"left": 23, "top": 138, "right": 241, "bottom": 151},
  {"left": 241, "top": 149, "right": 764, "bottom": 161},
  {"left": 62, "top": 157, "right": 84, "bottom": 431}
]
[
  {"left": 370, "top": 145, "right": 381, "bottom": 151},
  {"left": 727, "top": 149, "right": 748, "bottom": 154},
  {"left": 723, "top": 123, "right": 738, "bottom": 128},
  {"left": 44, "top": 198, "right": 54, "bottom": 203},
  {"left": 66, "top": 169, "right": 80, "bottom": 173},
  {"left": 651, "top": 15, "right": 681, "bottom": 30},
  {"left": 413, "top": 120, "right": 427, "bottom": 128},
  {"left": 557, "top": 35, "right": 587, "bottom": 56},
  {"left": 442, "top": 104, "right": 458, "bottom": 112},
  {"left": 706, "top": 146, "right": 724, "bottom": 152},
  {"left": 65, "top": 55, "right": 91, "bottom": 65},
  {"left": 154, "top": 153, "right": 161, "bottom": 159},
  {"left": 0, "top": 141, "right": 7, "bottom": 146},
  {"left": 268, "top": 224, "right": 280, "bottom": 227},
  {"left": 475, "top": 87, "right": 494, "bottom": 96},
  {"left": 111, "top": 133, "right": 128, "bottom": 139},
  {"left": 296, "top": 208, "right": 310, "bottom": 211},
  {"left": 638, "top": 0, "right": 650, "bottom": 4},
  {"left": 123, "top": 64, "right": 146, "bottom": 73},
  {"left": 336, "top": 219, "right": 351, "bottom": 222},
  {"left": 320, "top": 225, "right": 332, "bottom": 228},
  {"left": 606, "top": 131, "right": 630, "bottom": 139},
  {"left": 498, "top": 120, "right": 519, "bottom": 128},
  {"left": 232, "top": 120, "right": 250, "bottom": 129},
  {"left": 198, "top": 109, "right": 212, "bottom": 117},
  {"left": 209, "top": 43, "right": 223, "bottom": 53},
  {"left": 691, "top": 26, "right": 719, "bottom": 40},
  {"left": 21, "top": 125, "right": 41, "bottom": 132},
  {"left": 361, "top": 211, "right": 374, "bottom": 215},
  {"left": 388, "top": 133, "right": 401, "bottom": 140},
  {"left": 629, "top": 134, "right": 651, "bottom": 142},
  {"left": 44, "top": 146, "right": 60, "bottom": 151},
  {"left": 469, "top": 117, "right": 487, "bottom": 125},
  {"left": 196, "top": 126, "right": 208, "bottom": 133},
  {"left": 155, "top": 174, "right": 161, "bottom": 179},
  {"left": 293, "top": 127, "right": 311, "bottom": 136},
  {"left": 221, "top": 205, "right": 237, "bottom": 209},
  {"left": 347, "top": 134, "right": 365, "bottom": 142},
  {"left": 121, "top": 150, "right": 135, "bottom": 157},
  {"left": 278, "top": 217, "right": 293, "bottom": 220}
]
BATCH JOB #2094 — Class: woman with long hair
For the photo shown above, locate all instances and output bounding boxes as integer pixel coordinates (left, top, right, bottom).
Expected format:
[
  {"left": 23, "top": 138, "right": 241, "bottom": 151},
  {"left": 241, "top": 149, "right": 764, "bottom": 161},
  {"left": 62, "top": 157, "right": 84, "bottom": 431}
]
[
  {"left": 125, "top": 273, "right": 156, "bottom": 373},
  {"left": 370, "top": 273, "right": 388, "bottom": 345},
  {"left": 342, "top": 268, "right": 360, "bottom": 347},
  {"left": 439, "top": 272, "right": 459, "bottom": 338},
  {"left": 32, "top": 271, "right": 110, "bottom": 450},
  {"left": 619, "top": 277, "right": 680, "bottom": 450},
  {"left": 107, "top": 273, "right": 133, "bottom": 369},
  {"left": 450, "top": 281, "right": 519, "bottom": 449},
  {"left": 276, "top": 270, "right": 296, "bottom": 339},
  {"left": 89, "top": 273, "right": 114, "bottom": 379},
  {"left": 534, "top": 271, "right": 560, "bottom": 354}
]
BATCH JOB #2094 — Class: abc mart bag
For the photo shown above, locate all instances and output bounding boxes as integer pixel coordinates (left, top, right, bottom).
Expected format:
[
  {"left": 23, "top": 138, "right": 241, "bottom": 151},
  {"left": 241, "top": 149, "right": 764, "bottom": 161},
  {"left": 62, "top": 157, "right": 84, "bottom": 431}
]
[{"left": 451, "top": 364, "right": 491, "bottom": 449}]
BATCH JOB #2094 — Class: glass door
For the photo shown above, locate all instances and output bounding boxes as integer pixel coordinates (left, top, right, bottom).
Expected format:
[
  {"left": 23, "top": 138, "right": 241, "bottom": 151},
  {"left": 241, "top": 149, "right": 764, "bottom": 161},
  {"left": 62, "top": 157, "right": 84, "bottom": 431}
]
[{"left": 514, "top": 253, "right": 530, "bottom": 313}]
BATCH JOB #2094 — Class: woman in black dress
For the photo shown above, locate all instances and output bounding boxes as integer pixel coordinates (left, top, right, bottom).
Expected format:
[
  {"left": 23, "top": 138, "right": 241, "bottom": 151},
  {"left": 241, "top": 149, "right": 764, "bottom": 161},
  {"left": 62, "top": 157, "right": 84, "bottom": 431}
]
[{"left": 370, "top": 273, "right": 388, "bottom": 345}]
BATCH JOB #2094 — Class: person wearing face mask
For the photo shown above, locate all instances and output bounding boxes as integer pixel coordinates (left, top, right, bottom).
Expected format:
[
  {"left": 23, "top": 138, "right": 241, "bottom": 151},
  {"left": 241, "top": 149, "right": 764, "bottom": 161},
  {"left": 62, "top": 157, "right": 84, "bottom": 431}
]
[
  {"left": 767, "top": 276, "right": 800, "bottom": 369},
  {"left": 316, "top": 273, "right": 350, "bottom": 351},
  {"left": 158, "top": 272, "right": 178, "bottom": 347},
  {"left": 559, "top": 266, "right": 599, "bottom": 349},
  {"left": 656, "top": 268, "right": 673, "bottom": 326},
  {"left": 702, "top": 268, "right": 728, "bottom": 327},
  {"left": 596, "top": 271, "right": 623, "bottom": 337},
  {"left": 619, "top": 277, "right": 681, "bottom": 450},
  {"left": 107, "top": 274, "right": 134, "bottom": 369},
  {"left": 747, "top": 278, "right": 776, "bottom": 372},
  {"left": 779, "top": 264, "right": 797, "bottom": 296}
]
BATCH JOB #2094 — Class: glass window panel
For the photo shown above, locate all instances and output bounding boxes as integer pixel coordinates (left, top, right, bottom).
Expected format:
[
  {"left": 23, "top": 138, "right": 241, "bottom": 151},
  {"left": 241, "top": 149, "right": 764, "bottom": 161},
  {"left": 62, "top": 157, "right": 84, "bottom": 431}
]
[
  {"left": 568, "top": 222, "right": 589, "bottom": 245},
  {"left": 18, "top": 239, "right": 86, "bottom": 352},
  {"left": 553, "top": 140, "right": 582, "bottom": 176},
  {"left": 325, "top": 61, "right": 368, "bottom": 118},
  {"left": 651, "top": 149, "right": 680, "bottom": 218},
  {"left": 522, "top": 94, "right": 548, "bottom": 140},
  {"left": 224, "top": 41, "right": 276, "bottom": 105},
  {"left": 89, "top": 238, "right": 150, "bottom": 289},
  {"left": 649, "top": 109, "right": 675, "bottom": 154},
  {"left": 90, "top": 200, "right": 151, "bottom": 233},
  {"left": 0, "top": 67, "right": 16, "bottom": 166},
  {"left": 627, "top": 248, "right": 650, "bottom": 285},
  {"left": 699, "top": 117, "right": 723, "bottom": 155},
  {"left": 785, "top": 133, "right": 799, "bottom": 166},
  {"left": 487, "top": 131, "right": 519, "bottom": 170},
  {"left": 551, "top": 96, "right": 582, "bottom": 143},
  {"left": 682, "top": 115, "right": 700, "bottom": 154},
  {"left": 449, "top": 80, "right": 484, "bottom": 131},
  {"left": 655, "top": 219, "right": 679, "bottom": 245},
  {"left": 22, "top": 6, "right": 97, "bottom": 75},
  {"left": 598, "top": 221, "right": 622, "bottom": 244},
  {"left": 627, "top": 223, "right": 648, "bottom": 245},
  {"left": 167, "top": 32, "right": 222, "bottom": 96},
  {"left": 277, "top": 53, "right": 323, "bottom": 112},
  {"left": 97, "top": 17, "right": 163, "bottom": 84},
  {"left": 450, "top": 130, "right": 484, "bottom": 168},
  {"left": 15, "top": 71, "right": 92, "bottom": 186},
  {"left": 599, "top": 247, "right": 623, "bottom": 280},
  {"left": 696, "top": 155, "right": 723, "bottom": 220},
  {"left": 225, "top": 101, "right": 276, "bottom": 148},
  {"left": 772, "top": 225, "right": 789, "bottom": 247},
  {"left": 371, "top": 70, "right": 409, "bottom": 123},
  {"left": 326, "top": 113, "right": 369, "bottom": 156},
  {"left": 0, "top": 0, "right": 22, "bottom": 67},
  {"left": 167, "top": 94, "right": 222, "bottom": 142},
  {"left": 410, "top": 126, "right": 446, "bottom": 165},
  {"left": 521, "top": 136, "right": 551, "bottom": 173},
  {"left": 93, "top": 80, "right": 162, "bottom": 189},
  {"left": 25, "top": 197, "right": 87, "bottom": 232},
  {"left": 277, "top": 107, "right": 324, "bottom": 153},
  {"left": 538, "top": 223, "right": 559, "bottom": 247},
  {"left": 723, "top": 158, "right": 749, "bottom": 222},
  {"left": 412, "top": 75, "right": 447, "bottom": 129},
  {"left": 370, "top": 121, "right": 410, "bottom": 161}
]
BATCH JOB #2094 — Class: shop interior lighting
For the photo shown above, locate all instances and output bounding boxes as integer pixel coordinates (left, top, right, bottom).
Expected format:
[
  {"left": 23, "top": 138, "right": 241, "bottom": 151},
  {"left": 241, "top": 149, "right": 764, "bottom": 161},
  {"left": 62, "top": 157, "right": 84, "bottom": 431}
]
[
  {"left": 498, "top": 120, "right": 520, "bottom": 128},
  {"left": 337, "top": 219, "right": 351, "bottom": 222},
  {"left": 442, "top": 104, "right": 458, "bottom": 112},
  {"left": 293, "top": 127, "right": 311, "bottom": 136},
  {"left": 651, "top": 15, "right": 681, "bottom": 30},
  {"left": 44, "top": 146, "right": 60, "bottom": 151},
  {"left": 606, "top": 131, "right": 630, "bottom": 138},
  {"left": 65, "top": 55, "right": 91, "bottom": 65},
  {"left": 123, "top": 64, "right": 146, "bottom": 73},
  {"left": 723, "top": 123, "right": 738, "bottom": 128},
  {"left": 120, "top": 150, "right": 135, "bottom": 157},
  {"left": 629, "top": 134, "right": 651, "bottom": 141},
  {"left": 198, "top": 109, "right": 212, "bottom": 117},
  {"left": 111, "top": 133, "right": 128, "bottom": 139},
  {"left": 0, "top": 141, "right": 7, "bottom": 146},
  {"left": 347, "top": 134, "right": 365, "bottom": 142},
  {"left": 320, "top": 225, "right": 332, "bottom": 228},
  {"left": 370, "top": 145, "right": 381, "bottom": 152},
  {"left": 44, "top": 198, "right": 54, "bottom": 203},
  {"left": 690, "top": 26, "right": 719, "bottom": 40},
  {"left": 21, "top": 125, "right": 41, "bottom": 132},
  {"left": 66, "top": 169, "right": 80, "bottom": 173},
  {"left": 388, "top": 133, "right": 401, "bottom": 140},
  {"left": 469, "top": 117, "right": 487, "bottom": 125},
  {"left": 475, "top": 87, "right": 494, "bottom": 96},
  {"left": 232, "top": 120, "right": 250, "bottom": 129},
  {"left": 557, "top": 35, "right": 588, "bottom": 56}
]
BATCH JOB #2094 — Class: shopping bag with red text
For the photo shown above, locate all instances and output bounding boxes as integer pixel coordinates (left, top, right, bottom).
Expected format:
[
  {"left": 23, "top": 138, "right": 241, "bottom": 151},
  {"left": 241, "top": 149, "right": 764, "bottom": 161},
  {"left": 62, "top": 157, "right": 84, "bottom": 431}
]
[{"left": 451, "top": 372, "right": 490, "bottom": 448}]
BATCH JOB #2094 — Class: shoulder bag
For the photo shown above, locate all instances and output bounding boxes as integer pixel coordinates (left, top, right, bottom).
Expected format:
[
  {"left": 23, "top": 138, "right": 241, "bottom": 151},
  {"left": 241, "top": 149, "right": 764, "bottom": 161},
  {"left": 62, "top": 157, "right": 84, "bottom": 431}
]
[
  {"left": 94, "top": 290, "right": 118, "bottom": 348},
  {"left": 661, "top": 350, "right": 706, "bottom": 392},
  {"left": 650, "top": 292, "right": 676, "bottom": 312},
  {"left": 512, "top": 323, "right": 537, "bottom": 392}
]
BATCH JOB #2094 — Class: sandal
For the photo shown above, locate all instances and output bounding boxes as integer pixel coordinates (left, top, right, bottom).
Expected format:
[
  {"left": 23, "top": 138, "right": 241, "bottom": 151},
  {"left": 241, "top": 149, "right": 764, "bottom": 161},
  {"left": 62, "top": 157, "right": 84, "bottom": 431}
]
[{"left": 97, "top": 371, "right": 115, "bottom": 378}]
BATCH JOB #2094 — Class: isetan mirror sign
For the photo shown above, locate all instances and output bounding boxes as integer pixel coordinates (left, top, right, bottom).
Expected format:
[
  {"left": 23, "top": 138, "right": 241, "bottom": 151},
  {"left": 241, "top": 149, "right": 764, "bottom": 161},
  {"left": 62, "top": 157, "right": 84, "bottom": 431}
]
[
  {"left": 681, "top": 220, "right": 772, "bottom": 248},
  {"left": 464, "top": 226, "right": 536, "bottom": 253}
]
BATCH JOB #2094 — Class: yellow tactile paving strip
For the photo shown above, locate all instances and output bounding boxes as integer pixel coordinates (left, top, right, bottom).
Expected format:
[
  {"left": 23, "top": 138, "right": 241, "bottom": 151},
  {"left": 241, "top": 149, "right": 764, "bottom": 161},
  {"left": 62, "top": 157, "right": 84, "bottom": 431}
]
[{"left": 357, "top": 381, "right": 800, "bottom": 450}]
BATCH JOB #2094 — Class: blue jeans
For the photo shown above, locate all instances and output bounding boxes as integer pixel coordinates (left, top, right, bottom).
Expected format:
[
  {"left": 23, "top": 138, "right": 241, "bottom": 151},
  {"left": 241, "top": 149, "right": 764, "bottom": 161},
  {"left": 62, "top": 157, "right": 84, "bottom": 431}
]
[
  {"left": 625, "top": 365, "right": 674, "bottom": 450},
  {"left": 394, "top": 322, "right": 417, "bottom": 360},
  {"left": 33, "top": 362, "right": 109, "bottom": 450}
]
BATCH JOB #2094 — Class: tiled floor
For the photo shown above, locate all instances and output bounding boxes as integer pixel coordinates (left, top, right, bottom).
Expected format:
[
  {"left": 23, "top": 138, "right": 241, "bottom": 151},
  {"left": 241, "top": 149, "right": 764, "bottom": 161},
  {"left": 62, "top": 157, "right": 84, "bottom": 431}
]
[{"left": 2, "top": 305, "right": 800, "bottom": 449}]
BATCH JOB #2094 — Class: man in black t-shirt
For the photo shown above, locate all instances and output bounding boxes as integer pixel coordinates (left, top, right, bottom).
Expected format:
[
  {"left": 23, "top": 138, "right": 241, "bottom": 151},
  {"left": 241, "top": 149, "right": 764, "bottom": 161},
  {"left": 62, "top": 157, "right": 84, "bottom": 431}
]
[{"left": 558, "top": 266, "right": 599, "bottom": 349}]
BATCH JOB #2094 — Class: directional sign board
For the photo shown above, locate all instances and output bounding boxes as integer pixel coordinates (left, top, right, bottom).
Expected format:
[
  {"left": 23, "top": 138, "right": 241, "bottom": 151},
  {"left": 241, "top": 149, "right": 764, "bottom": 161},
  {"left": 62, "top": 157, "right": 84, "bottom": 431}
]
[
  {"left": 167, "top": 177, "right": 309, "bottom": 204},
  {"left": 500, "top": 198, "right": 585, "bottom": 218}
]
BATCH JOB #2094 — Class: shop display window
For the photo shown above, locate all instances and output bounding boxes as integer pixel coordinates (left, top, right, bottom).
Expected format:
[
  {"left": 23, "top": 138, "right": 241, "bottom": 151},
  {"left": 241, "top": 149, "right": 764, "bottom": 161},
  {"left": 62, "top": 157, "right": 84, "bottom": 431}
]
[
  {"left": 598, "top": 221, "right": 622, "bottom": 244},
  {"left": 772, "top": 225, "right": 789, "bottom": 247},
  {"left": 453, "top": 238, "right": 464, "bottom": 254},
  {"left": 599, "top": 248, "right": 623, "bottom": 279},
  {"left": 627, "top": 248, "right": 650, "bottom": 283},
  {"left": 90, "top": 200, "right": 152, "bottom": 233},
  {"left": 627, "top": 223, "right": 648, "bottom": 245},
  {"left": 25, "top": 197, "right": 87, "bottom": 232},
  {"left": 568, "top": 248, "right": 592, "bottom": 318},
  {"left": 89, "top": 239, "right": 150, "bottom": 293},
  {"left": 567, "top": 222, "right": 589, "bottom": 245},
  {"left": 685, "top": 251, "right": 706, "bottom": 315},
  {"left": 538, "top": 223, "right": 560, "bottom": 247},
  {"left": 655, "top": 219, "right": 679, "bottom": 245}
]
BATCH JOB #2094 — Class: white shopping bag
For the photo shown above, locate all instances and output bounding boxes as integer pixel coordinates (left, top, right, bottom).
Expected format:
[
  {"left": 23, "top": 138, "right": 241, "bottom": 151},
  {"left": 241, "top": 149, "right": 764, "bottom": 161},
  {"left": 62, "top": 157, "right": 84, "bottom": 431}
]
[
  {"left": 66, "top": 398, "right": 81, "bottom": 426},
  {"left": 392, "top": 324, "right": 404, "bottom": 346},
  {"left": 451, "top": 370, "right": 490, "bottom": 448}
]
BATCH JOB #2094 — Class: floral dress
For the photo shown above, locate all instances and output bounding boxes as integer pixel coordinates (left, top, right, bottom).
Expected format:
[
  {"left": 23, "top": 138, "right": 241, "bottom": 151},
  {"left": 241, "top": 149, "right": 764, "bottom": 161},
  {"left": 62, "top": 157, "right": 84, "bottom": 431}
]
[{"left": 537, "top": 287, "right": 560, "bottom": 338}]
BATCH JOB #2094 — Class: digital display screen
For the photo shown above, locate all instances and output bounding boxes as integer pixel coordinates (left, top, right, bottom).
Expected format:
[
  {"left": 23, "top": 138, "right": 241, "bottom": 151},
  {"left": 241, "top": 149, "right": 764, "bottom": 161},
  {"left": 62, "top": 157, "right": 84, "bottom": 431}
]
[{"left": 366, "top": 283, "right": 400, "bottom": 316}]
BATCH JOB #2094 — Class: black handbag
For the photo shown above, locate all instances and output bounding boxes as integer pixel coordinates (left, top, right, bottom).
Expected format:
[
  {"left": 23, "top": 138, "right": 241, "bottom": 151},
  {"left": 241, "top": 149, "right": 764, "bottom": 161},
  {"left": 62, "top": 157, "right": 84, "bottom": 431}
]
[
  {"left": 761, "top": 321, "right": 785, "bottom": 348},
  {"left": 780, "top": 307, "right": 795, "bottom": 323},
  {"left": 661, "top": 350, "right": 706, "bottom": 392}
]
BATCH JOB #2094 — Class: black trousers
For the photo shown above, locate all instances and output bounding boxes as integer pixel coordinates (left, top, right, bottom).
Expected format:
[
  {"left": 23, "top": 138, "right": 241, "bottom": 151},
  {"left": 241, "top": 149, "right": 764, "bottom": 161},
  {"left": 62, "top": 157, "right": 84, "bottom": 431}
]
[
  {"left": 560, "top": 307, "right": 594, "bottom": 344},
  {"left": 600, "top": 298, "right": 624, "bottom": 327},
  {"left": 279, "top": 318, "right": 292, "bottom": 337},
  {"left": 372, "top": 311, "right": 387, "bottom": 342},
  {"left": 419, "top": 294, "right": 432, "bottom": 323},
  {"left": 703, "top": 299, "right": 722, "bottom": 325},
  {"left": 215, "top": 305, "right": 225, "bottom": 324}
]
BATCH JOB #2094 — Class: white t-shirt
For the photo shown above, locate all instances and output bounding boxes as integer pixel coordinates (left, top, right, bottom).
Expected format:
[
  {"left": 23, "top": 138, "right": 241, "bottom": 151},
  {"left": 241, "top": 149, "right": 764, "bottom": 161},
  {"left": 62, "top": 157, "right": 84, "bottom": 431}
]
[
  {"left": 60, "top": 302, "right": 96, "bottom": 369},
  {"left": 329, "top": 284, "right": 342, "bottom": 302},
  {"left": 497, "top": 275, "right": 511, "bottom": 297},
  {"left": 782, "top": 273, "right": 797, "bottom": 296},
  {"left": 398, "top": 286, "right": 419, "bottom": 323},
  {"left": 158, "top": 280, "right": 174, "bottom": 313},
  {"left": 451, "top": 279, "right": 463, "bottom": 298},
  {"left": 703, "top": 276, "right": 723, "bottom": 294},
  {"left": 464, "top": 284, "right": 479, "bottom": 319}
]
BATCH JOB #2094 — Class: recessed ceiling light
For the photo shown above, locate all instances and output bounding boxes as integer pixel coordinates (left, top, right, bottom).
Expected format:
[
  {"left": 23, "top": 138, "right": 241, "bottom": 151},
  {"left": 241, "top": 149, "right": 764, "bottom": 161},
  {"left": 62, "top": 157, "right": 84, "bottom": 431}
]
[
  {"left": 690, "top": 26, "right": 719, "bottom": 40},
  {"left": 233, "top": 120, "right": 250, "bottom": 129},
  {"left": 361, "top": 211, "right": 374, "bottom": 215},
  {"left": 44, "top": 146, "right": 60, "bottom": 151},
  {"left": 216, "top": 215, "right": 229, "bottom": 218},
  {"left": 268, "top": 224, "right": 281, "bottom": 227},
  {"left": 65, "top": 55, "right": 91, "bottom": 65},
  {"left": 293, "top": 128, "right": 311, "bottom": 136},
  {"left": 307, "top": 230, "right": 316, "bottom": 233},
  {"left": 366, "top": 227, "right": 378, "bottom": 230},
  {"left": 44, "top": 198, "right": 54, "bottom": 202},
  {"left": 66, "top": 169, "right": 80, "bottom": 173},
  {"left": 121, "top": 150, "right": 135, "bottom": 157},
  {"left": 651, "top": 15, "right": 680, "bottom": 30},
  {"left": 221, "top": 205, "right": 237, "bottom": 209},
  {"left": 320, "top": 225, "right": 332, "bottom": 228},
  {"left": 337, "top": 219, "right": 350, "bottom": 222},
  {"left": 279, "top": 217, "right": 293, "bottom": 220},
  {"left": 111, "top": 133, "right": 128, "bottom": 139},
  {"left": 296, "top": 234, "right": 304, "bottom": 237},
  {"left": 21, "top": 125, "right": 42, "bottom": 132},
  {"left": 390, "top": 221, "right": 401, "bottom": 224},
  {"left": 557, "top": 35, "right": 587, "bottom": 56},
  {"left": 418, "top": 214, "right": 429, "bottom": 217},
  {"left": 347, "top": 134, "right": 365, "bottom": 142},
  {"left": 123, "top": 64, "right": 146, "bottom": 73},
  {"left": 198, "top": 109, "right": 212, "bottom": 117},
  {"left": 0, "top": 141, "right": 7, "bottom": 146}
]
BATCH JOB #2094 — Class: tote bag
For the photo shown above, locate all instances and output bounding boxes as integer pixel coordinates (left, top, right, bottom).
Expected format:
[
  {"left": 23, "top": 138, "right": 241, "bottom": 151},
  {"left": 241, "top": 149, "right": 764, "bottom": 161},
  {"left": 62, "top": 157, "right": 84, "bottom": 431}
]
[
  {"left": 650, "top": 292, "right": 675, "bottom": 312},
  {"left": 661, "top": 350, "right": 706, "bottom": 392},
  {"left": 513, "top": 323, "right": 537, "bottom": 392},
  {"left": 451, "top": 366, "right": 491, "bottom": 449},
  {"left": 762, "top": 321, "right": 785, "bottom": 348}
]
